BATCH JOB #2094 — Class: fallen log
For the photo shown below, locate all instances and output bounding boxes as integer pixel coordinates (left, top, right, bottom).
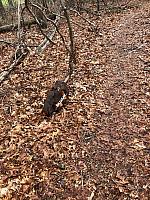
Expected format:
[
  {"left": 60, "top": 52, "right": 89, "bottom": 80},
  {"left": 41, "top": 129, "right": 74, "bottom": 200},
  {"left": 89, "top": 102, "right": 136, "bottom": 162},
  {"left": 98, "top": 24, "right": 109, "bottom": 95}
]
[{"left": 0, "top": 19, "right": 37, "bottom": 33}]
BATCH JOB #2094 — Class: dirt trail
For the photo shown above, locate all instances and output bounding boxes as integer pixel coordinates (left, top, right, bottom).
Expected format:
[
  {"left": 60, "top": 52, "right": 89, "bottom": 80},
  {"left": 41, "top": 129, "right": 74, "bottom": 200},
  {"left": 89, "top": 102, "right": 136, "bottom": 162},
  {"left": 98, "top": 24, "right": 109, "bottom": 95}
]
[{"left": 70, "top": 2, "right": 150, "bottom": 199}]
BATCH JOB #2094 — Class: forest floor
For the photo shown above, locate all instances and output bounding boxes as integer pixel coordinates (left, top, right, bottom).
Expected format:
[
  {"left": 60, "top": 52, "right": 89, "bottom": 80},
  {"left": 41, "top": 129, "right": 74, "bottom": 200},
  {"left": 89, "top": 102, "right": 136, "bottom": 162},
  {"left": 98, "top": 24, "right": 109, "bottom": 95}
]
[{"left": 0, "top": 0, "right": 150, "bottom": 199}]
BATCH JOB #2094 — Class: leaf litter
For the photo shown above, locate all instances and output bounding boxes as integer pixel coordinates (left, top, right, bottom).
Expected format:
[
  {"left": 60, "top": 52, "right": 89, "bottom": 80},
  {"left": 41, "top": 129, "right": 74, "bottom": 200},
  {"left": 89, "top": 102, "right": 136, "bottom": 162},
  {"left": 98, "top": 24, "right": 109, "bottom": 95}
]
[{"left": 0, "top": 1, "right": 150, "bottom": 199}]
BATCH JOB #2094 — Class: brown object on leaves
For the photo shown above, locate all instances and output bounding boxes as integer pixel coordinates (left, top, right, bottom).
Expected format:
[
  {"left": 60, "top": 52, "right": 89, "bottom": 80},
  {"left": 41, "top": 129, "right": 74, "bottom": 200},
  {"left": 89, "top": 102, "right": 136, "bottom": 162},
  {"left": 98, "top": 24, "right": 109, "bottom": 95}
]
[{"left": 43, "top": 80, "right": 69, "bottom": 117}]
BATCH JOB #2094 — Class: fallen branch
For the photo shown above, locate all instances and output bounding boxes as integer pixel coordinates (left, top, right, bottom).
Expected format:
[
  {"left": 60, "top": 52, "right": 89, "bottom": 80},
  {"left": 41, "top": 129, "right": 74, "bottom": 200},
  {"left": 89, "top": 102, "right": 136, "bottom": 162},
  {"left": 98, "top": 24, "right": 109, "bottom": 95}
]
[
  {"left": 36, "top": 15, "right": 60, "bottom": 53},
  {"left": 70, "top": 8, "right": 103, "bottom": 36},
  {"left": 0, "top": 64, "right": 15, "bottom": 83},
  {"left": 70, "top": 8, "right": 96, "bottom": 28},
  {"left": 0, "top": 19, "right": 37, "bottom": 33},
  {"left": 0, "top": 47, "right": 29, "bottom": 83}
]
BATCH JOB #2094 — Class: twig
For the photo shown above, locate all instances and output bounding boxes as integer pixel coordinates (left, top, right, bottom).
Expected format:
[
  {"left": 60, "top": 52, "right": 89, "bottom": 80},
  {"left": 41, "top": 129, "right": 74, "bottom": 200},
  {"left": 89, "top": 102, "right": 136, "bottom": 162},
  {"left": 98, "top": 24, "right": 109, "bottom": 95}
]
[
  {"left": 36, "top": 27, "right": 57, "bottom": 53},
  {"left": 0, "top": 50, "right": 28, "bottom": 83},
  {"left": 50, "top": 11, "right": 85, "bottom": 29},
  {"left": 70, "top": 8, "right": 96, "bottom": 28},
  {"left": 61, "top": 0, "right": 76, "bottom": 79}
]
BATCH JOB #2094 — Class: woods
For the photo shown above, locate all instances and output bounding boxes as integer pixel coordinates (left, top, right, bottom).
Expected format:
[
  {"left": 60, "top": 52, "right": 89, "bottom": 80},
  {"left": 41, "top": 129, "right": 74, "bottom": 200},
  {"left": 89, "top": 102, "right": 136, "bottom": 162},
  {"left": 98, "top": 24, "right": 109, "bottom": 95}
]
[{"left": 0, "top": 0, "right": 150, "bottom": 199}]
